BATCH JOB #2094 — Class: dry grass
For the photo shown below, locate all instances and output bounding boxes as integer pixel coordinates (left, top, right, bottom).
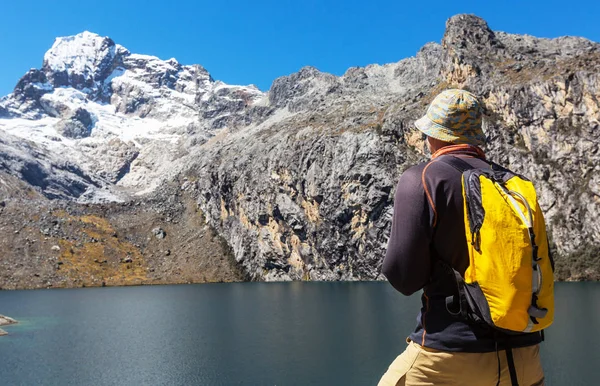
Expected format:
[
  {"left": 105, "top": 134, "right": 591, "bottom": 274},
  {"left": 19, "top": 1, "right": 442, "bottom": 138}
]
[{"left": 57, "top": 214, "right": 148, "bottom": 287}]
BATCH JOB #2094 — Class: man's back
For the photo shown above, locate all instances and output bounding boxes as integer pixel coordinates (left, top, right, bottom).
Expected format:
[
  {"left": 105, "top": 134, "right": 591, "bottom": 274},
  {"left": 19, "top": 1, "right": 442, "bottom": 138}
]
[
  {"left": 383, "top": 145, "right": 542, "bottom": 352},
  {"left": 379, "top": 89, "right": 547, "bottom": 385}
]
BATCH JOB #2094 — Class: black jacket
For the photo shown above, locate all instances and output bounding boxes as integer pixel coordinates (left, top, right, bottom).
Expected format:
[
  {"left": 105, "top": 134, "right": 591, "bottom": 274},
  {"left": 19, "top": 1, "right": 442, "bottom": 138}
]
[{"left": 383, "top": 145, "right": 542, "bottom": 352}]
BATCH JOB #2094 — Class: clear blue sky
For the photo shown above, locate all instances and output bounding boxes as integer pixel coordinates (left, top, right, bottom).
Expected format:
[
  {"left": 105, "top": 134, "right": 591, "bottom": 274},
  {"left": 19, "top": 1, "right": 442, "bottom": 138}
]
[{"left": 1, "top": 0, "right": 599, "bottom": 97}]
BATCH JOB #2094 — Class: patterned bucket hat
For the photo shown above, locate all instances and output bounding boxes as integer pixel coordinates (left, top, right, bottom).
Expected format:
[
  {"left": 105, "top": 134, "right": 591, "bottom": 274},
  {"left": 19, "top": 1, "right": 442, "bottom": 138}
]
[{"left": 415, "top": 89, "right": 486, "bottom": 147}]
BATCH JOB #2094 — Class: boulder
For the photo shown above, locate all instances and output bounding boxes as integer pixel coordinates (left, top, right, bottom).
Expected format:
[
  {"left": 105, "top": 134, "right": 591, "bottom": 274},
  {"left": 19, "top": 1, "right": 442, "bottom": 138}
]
[
  {"left": 0, "top": 315, "right": 18, "bottom": 326},
  {"left": 152, "top": 227, "right": 166, "bottom": 239},
  {"left": 55, "top": 108, "right": 94, "bottom": 138}
]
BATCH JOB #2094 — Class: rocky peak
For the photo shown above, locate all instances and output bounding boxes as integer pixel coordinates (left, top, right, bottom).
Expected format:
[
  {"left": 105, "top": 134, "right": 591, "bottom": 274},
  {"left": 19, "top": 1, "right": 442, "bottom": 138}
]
[
  {"left": 2, "top": 30, "right": 265, "bottom": 123},
  {"left": 42, "top": 31, "right": 128, "bottom": 92},
  {"left": 269, "top": 66, "right": 339, "bottom": 111},
  {"left": 0, "top": 29, "right": 268, "bottom": 201},
  {"left": 120, "top": 54, "right": 211, "bottom": 91},
  {"left": 442, "top": 14, "right": 504, "bottom": 52}
]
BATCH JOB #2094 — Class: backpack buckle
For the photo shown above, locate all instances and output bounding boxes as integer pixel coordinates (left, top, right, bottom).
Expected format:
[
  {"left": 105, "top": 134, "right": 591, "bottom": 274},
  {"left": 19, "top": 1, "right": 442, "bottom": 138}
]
[{"left": 528, "top": 305, "right": 548, "bottom": 319}]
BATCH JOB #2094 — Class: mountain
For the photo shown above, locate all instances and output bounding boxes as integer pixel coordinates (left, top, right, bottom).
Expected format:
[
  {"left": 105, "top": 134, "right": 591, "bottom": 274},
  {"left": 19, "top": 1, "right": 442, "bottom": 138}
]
[
  {"left": 0, "top": 31, "right": 265, "bottom": 200},
  {"left": 1, "top": 14, "right": 598, "bottom": 289}
]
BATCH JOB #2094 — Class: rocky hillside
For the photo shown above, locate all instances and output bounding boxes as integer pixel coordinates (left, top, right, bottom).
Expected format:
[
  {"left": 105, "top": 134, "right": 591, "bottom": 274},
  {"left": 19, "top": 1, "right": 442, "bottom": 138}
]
[
  {"left": 0, "top": 170, "right": 246, "bottom": 289},
  {"left": 0, "top": 14, "right": 598, "bottom": 288}
]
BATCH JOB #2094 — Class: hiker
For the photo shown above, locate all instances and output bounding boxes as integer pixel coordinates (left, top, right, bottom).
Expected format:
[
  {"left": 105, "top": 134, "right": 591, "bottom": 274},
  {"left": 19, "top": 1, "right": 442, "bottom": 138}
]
[{"left": 379, "top": 89, "right": 552, "bottom": 386}]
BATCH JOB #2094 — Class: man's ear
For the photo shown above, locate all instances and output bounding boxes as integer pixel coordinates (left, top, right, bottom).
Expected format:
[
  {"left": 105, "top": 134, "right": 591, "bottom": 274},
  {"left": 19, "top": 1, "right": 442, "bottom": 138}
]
[{"left": 423, "top": 139, "right": 431, "bottom": 157}]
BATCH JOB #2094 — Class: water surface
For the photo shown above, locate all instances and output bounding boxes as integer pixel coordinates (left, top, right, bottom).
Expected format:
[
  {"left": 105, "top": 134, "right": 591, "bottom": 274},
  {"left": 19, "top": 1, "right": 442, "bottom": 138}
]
[{"left": 0, "top": 282, "right": 597, "bottom": 385}]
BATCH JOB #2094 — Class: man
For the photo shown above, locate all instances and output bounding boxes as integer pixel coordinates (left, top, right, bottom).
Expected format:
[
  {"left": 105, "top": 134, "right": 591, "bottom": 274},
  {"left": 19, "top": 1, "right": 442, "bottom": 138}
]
[{"left": 378, "top": 89, "right": 545, "bottom": 385}]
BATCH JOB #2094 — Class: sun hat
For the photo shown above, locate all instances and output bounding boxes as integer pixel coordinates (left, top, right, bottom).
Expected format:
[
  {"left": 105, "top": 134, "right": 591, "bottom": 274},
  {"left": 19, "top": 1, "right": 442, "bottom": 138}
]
[{"left": 414, "top": 89, "right": 486, "bottom": 147}]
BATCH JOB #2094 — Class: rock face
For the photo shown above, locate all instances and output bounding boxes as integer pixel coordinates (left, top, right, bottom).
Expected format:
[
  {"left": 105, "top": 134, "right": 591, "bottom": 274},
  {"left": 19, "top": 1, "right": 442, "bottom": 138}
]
[
  {"left": 0, "top": 14, "right": 598, "bottom": 287},
  {"left": 0, "top": 131, "right": 103, "bottom": 200},
  {"left": 55, "top": 108, "right": 94, "bottom": 138},
  {"left": 0, "top": 173, "right": 246, "bottom": 290},
  {"left": 186, "top": 14, "right": 600, "bottom": 282}
]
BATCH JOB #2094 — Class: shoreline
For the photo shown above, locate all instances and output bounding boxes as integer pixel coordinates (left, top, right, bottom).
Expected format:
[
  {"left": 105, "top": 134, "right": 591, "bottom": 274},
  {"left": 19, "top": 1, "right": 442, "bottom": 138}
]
[{"left": 0, "top": 278, "right": 597, "bottom": 291}]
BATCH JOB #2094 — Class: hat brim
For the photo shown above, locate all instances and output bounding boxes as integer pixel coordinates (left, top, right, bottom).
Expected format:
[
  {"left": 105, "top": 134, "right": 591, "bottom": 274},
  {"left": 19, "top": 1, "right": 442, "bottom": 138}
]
[{"left": 414, "top": 115, "right": 486, "bottom": 147}]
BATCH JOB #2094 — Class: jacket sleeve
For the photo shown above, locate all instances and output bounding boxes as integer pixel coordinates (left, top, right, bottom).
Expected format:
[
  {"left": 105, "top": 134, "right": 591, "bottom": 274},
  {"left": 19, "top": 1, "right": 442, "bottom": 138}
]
[{"left": 382, "top": 166, "right": 433, "bottom": 296}]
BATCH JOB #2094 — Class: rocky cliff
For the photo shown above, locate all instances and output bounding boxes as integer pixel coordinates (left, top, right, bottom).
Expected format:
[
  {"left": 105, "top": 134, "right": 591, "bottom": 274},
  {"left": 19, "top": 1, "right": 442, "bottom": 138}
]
[
  {"left": 185, "top": 15, "right": 600, "bottom": 282},
  {"left": 0, "top": 14, "right": 598, "bottom": 288}
]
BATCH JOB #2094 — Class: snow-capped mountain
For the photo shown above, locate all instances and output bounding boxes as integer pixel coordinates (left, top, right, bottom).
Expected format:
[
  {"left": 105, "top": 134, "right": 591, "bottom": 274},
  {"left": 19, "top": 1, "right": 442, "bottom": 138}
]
[
  {"left": 1, "top": 16, "right": 599, "bottom": 287},
  {"left": 0, "top": 31, "right": 265, "bottom": 201}
]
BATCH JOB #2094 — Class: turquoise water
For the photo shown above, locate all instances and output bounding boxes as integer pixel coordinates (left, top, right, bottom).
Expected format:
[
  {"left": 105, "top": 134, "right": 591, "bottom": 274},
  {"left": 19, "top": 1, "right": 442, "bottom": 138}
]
[{"left": 0, "top": 282, "right": 597, "bottom": 385}]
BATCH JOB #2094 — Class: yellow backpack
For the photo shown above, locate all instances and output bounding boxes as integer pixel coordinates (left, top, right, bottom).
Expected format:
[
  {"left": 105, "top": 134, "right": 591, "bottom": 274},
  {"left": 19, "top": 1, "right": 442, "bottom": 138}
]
[{"left": 440, "top": 156, "right": 554, "bottom": 333}]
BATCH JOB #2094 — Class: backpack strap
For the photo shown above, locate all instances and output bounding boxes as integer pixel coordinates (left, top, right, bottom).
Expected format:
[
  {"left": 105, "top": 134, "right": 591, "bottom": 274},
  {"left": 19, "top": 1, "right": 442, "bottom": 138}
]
[
  {"left": 435, "top": 155, "right": 476, "bottom": 318},
  {"left": 492, "top": 332, "right": 520, "bottom": 386},
  {"left": 505, "top": 341, "right": 520, "bottom": 386},
  {"left": 436, "top": 155, "right": 476, "bottom": 174},
  {"left": 441, "top": 262, "right": 469, "bottom": 320}
]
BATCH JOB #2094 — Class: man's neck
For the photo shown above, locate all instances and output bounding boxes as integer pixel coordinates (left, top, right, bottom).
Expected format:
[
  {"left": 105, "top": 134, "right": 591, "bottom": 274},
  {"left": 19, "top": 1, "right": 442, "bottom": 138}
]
[{"left": 431, "top": 144, "right": 486, "bottom": 160}]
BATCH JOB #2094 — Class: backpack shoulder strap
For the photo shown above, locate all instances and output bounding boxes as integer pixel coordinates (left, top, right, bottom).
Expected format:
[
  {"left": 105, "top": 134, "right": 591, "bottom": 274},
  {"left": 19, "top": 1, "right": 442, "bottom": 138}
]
[{"left": 436, "top": 155, "right": 476, "bottom": 174}]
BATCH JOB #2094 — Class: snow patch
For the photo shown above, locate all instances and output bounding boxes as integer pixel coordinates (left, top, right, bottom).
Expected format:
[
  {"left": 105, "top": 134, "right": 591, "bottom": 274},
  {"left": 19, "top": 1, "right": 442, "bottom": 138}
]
[
  {"left": 44, "top": 31, "right": 116, "bottom": 75},
  {"left": 32, "top": 82, "right": 54, "bottom": 91}
]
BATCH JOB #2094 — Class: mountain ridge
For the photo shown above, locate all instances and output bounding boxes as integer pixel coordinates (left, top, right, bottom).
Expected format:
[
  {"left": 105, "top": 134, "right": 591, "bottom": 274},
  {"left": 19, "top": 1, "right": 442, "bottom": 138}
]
[{"left": 0, "top": 14, "right": 598, "bottom": 288}]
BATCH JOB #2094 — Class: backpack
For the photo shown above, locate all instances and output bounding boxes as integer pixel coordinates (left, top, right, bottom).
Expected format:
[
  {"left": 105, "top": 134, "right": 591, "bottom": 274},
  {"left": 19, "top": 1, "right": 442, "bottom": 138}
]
[{"left": 438, "top": 155, "right": 555, "bottom": 334}]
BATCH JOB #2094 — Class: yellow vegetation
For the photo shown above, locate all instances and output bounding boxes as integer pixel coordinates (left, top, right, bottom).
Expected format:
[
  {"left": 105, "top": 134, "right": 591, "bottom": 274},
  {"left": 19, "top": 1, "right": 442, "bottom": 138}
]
[
  {"left": 238, "top": 205, "right": 253, "bottom": 229},
  {"left": 80, "top": 215, "right": 114, "bottom": 234},
  {"left": 220, "top": 198, "right": 230, "bottom": 221},
  {"left": 301, "top": 199, "right": 321, "bottom": 224},
  {"left": 56, "top": 213, "right": 148, "bottom": 287},
  {"left": 350, "top": 210, "right": 369, "bottom": 240}
]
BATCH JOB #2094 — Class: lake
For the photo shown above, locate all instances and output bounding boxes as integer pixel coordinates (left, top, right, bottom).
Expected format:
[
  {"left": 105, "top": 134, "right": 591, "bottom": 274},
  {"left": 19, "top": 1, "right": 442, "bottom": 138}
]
[{"left": 0, "top": 282, "right": 598, "bottom": 385}]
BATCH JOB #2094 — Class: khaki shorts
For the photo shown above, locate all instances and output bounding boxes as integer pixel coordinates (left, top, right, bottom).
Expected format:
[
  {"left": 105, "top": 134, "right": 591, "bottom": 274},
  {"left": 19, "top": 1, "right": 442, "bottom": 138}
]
[{"left": 378, "top": 341, "right": 545, "bottom": 386}]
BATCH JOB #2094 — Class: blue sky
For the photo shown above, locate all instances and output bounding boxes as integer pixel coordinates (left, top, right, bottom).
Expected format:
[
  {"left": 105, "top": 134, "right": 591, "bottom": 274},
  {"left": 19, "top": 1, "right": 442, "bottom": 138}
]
[{"left": 1, "top": 0, "right": 599, "bottom": 97}]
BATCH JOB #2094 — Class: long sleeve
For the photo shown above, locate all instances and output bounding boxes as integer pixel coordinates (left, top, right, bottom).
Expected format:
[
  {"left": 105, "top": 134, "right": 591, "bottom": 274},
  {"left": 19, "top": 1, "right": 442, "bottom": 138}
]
[{"left": 382, "top": 165, "right": 433, "bottom": 296}]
